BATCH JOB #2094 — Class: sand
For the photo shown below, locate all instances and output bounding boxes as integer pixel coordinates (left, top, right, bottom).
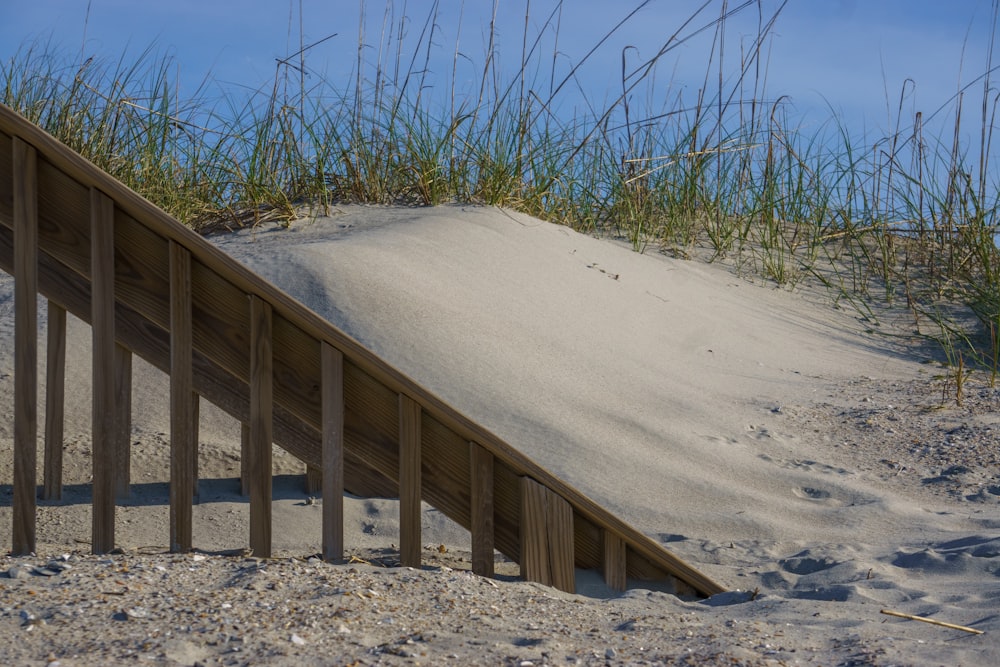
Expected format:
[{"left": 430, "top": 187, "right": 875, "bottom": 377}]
[{"left": 1, "top": 204, "right": 997, "bottom": 665}]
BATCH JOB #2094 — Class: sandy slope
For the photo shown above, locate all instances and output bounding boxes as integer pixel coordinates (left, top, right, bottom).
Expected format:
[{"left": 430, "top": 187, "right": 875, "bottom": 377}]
[{"left": 1, "top": 204, "right": 998, "bottom": 665}]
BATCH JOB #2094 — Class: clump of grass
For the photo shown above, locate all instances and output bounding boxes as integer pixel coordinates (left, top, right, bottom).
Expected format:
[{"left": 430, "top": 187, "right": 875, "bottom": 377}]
[{"left": 3, "top": 0, "right": 1000, "bottom": 367}]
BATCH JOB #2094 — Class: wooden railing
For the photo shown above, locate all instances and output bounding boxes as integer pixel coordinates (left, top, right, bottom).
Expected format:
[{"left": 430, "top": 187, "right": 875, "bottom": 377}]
[{"left": 0, "top": 103, "right": 724, "bottom": 597}]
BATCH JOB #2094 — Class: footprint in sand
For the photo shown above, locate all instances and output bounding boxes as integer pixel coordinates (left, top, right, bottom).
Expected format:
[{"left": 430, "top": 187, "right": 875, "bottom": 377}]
[
  {"left": 791, "top": 486, "right": 845, "bottom": 506},
  {"left": 780, "top": 552, "right": 841, "bottom": 575},
  {"left": 758, "top": 453, "right": 853, "bottom": 476}
]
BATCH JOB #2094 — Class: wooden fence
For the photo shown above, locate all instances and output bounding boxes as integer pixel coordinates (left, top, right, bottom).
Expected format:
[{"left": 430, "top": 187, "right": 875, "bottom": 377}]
[{"left": 0, "top": 102, "right": 724, "bottom": 597}]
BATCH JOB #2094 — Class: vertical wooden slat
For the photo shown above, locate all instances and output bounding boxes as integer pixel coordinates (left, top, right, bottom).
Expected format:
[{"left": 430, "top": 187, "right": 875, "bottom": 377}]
[
  {"left": 235, "top": 423, "right": 246, "bottom": 496},
  {"left": 12, "top": 137, "right": 38, "bottom": 555},
  {"left": 248, "top": 295, "right": 273, "bottom": 558},
  {"left": 304, "top": 466, "right": 322, "bottom": 495},
  {"left": 90, "top": 187, "right": 116, "bottom": 554},
  {"left": 520, "top": 477, "right": 550, "bottom": 585},
  {"left": 113, "top": 343, "right": 132, "bottom": 499},
  {"left": 191, "top": 394, "right": 200, "bottom": 502},
  {"left": 399, "top": 393, "right": 421, "bottom": 568},
  {"left": 169, "top": 241, "right": 194, "bottom": 552},
  {"left": 321, "top": 343, "right": 344, "bottom": 562},
  {"left": 239, "top": 423, "right": 250, "bottom": 496},
  {"left": 520, "top": 477, "right": 575, "bottom": 593},
  {"left": 470, "top": 442, "right": 495, "bottom": 577},
  {"left": 43, "top": 301, "right": 66, "bottom": 501},
  {"left": 603, "top": 530, "right": 628, "bottom": 592},
  {"left": 546, "top": 489, "right": 575, "bottom": 594}
]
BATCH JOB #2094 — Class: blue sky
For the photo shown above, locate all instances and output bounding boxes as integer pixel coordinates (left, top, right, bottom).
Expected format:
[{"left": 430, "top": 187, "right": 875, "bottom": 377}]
[{"left": 2, "top": 1, "right": 997, "bottom": 142}]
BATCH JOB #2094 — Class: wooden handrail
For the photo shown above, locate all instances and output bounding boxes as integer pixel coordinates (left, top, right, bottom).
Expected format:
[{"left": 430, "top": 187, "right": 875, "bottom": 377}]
[{"left": 0, "top": 102, "right": 725, "bottom": 597}]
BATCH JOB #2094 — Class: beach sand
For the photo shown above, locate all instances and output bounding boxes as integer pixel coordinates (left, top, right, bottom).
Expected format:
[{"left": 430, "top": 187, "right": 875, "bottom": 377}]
[{"left": 1, "top": 204, "right": 997, "bottom": 665}]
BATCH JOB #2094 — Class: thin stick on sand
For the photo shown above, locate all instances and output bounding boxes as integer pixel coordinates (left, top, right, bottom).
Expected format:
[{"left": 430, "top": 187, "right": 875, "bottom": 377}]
[{"left": 880, "top": 609, "right": 984, "bottom": 635}]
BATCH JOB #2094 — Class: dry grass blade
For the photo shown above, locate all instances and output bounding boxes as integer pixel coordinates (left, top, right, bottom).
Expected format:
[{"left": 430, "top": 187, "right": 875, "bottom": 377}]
[{"left": 2, "top": 0, "right": 998, "bottom": 364}]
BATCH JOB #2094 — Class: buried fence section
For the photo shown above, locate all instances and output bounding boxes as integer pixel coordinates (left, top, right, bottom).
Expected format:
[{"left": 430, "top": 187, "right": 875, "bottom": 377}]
[{"left": 0, "top": 103, "right": 724, "bottom": 597}]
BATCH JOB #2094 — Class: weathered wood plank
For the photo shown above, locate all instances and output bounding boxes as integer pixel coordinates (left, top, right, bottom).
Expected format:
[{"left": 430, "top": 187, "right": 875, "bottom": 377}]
[
  {"left": 191, "top": 256, "right": 250, "bottom": 387},
  {"left": 572, "top": 510, "right": 603, "bottom": 570},
  {"left": 90, "top": 187, "right": 116, "bottom": 554},
  {"left": 272, "top": 311, "right": 323, "bottom": 427},
  {"left": 249, "top": 295, "right": 273, "bottom": 558},
  {"left": 33, "top": 153, "right": 90, "bottom": 280},
  {"left": 114, "top": 343, "right": 132, "bottom": 499},
  {"left": 0, "top": 130, "right": 10, "bottom": 217},
  {"left": 43, "top": 300, "right": 66, "bottom": 501},
  {"left": 520, "top": 477, "right": 550, "bottom": 586},
  {"left": 113, "top": 208, "right": 170, "bottom": 330},
  {"left": 470, "top": 442, "right": 495, "bottom": 578},
  {"left": 169, "top": 241, "right": 194, "bottom": 552},
  {"left": 603, "top": 530, "right": 627, "bottom": 592},
  {"left": 321, "top": 343, "right": 344, "bottom": 562},
  {"left": 399, "top": 393, "right": 422, "bottom": 568},
  {"left": 12, "top": 136, "right": 38, "bottom": 555},
  {"left": 520, "top": 477, "right": 575, "bottom": 593},
  {"left": 344, "top": 360, "right": 400, "bottom": 487},
  {"left": 493, "top": 459, "right": 524, "bottom": 563},
  {"left": 420, "top": 412, "right": 472, "bottom": 529},
  {"left": 546, "top": 486, "right": 576, "bottom": 594}
]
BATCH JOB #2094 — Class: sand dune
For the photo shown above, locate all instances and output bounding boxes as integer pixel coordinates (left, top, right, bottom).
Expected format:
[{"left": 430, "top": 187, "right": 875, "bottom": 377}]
[{"left": 2, "top": 205, "right": 997, "bottom": 665}]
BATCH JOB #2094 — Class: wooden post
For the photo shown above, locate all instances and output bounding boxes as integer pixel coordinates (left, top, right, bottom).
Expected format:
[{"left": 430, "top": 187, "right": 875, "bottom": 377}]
[
  {"left": 43, "top": 301, "right": 66, "bottom": 501},
  {"left": 469, "top": 442, "right": 495, "bottom": 577},
  {"left": 520, "top": 477, "right": 575, "bottom": 593},
  {"left": 248, "top": 295, "right": 273, "bottom": 558},
  {"left": 113, "top": 343, "right": 132, "bottom": 499},
  {"left": 520, "top": 478, "right": 550, "bottom": 586},
  {"left": 321, "top": 343, "right": 344, "bottom": 562},
  {"left": 399, "top": 394, "right": 421, "bottom": 568},
  {"left": 90, "top": 187, "right": 116, "bottom": 554},
  {"left": 12, "top": 137, "right": 38, "bottom": 555},
  {"left": 169, "top": 241, "right": 195, "bottom": 552},
  {"left": 603, "top": 530, "right": 628, "bottom": 592}
]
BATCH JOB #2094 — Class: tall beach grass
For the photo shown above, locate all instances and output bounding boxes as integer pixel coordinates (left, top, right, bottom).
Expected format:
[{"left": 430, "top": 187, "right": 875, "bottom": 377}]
[{"left": 3, "top": 0, "right": 999, "bottom": 378}]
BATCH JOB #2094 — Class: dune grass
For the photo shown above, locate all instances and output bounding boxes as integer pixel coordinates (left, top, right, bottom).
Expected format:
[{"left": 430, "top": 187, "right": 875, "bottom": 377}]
[{"left": 3, "top": 1, "right": 999, "bottom": 379}]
